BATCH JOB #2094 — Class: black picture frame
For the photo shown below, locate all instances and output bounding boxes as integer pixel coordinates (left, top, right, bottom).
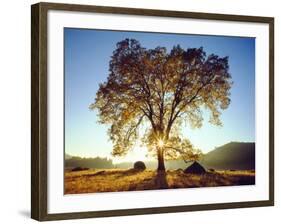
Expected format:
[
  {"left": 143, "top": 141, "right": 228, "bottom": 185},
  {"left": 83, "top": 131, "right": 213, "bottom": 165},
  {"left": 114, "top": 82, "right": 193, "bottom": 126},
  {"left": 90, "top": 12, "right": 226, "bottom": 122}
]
[{"left": 31, "top": 2, "right": 274, "bottom": 221}]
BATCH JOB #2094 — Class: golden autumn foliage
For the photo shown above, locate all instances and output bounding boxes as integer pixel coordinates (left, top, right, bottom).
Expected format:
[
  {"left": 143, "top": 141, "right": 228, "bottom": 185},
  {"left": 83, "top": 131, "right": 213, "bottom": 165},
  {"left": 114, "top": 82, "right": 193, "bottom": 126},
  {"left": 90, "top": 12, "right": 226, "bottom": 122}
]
[{"left": 90, "top": 39, "right": 232, "bottom": 171}]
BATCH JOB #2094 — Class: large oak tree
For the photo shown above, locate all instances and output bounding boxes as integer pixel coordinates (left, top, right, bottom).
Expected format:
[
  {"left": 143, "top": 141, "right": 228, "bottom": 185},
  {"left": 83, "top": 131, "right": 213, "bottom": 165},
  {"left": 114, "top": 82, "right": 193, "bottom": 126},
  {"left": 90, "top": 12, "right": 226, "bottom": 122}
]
[{"left": 90, "top": 39, "right": 232, "bottom": 171}]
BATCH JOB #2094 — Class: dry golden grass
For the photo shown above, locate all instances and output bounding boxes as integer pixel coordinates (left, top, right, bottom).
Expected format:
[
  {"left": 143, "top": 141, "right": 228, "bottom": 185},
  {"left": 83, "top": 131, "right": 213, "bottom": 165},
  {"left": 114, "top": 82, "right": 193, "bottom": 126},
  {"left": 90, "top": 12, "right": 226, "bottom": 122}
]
[{"left": 64, "top": 169, "right": 255, "bottom": 194}]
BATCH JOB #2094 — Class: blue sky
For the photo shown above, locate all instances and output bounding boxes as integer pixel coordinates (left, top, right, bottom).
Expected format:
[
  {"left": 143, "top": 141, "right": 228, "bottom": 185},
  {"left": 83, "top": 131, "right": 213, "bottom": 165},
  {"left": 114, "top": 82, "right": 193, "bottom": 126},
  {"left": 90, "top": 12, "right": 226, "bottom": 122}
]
[{"left": 64, "top": 28, "right": 255, "bottom": 161}]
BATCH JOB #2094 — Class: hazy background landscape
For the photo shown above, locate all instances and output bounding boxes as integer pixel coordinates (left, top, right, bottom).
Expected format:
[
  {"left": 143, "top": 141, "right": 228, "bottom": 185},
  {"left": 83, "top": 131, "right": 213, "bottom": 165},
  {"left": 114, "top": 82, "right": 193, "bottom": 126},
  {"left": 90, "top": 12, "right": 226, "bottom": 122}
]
[{"left": 65, "top": 142, "right": 255, "bottom": 171}]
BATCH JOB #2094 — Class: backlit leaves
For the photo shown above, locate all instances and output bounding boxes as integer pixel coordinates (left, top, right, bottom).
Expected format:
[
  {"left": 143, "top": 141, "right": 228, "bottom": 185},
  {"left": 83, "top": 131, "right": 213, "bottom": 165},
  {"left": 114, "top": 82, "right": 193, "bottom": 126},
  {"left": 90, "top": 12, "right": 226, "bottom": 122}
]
[{"left": 90, "top": 39, "right": 232, "bottom": 161}]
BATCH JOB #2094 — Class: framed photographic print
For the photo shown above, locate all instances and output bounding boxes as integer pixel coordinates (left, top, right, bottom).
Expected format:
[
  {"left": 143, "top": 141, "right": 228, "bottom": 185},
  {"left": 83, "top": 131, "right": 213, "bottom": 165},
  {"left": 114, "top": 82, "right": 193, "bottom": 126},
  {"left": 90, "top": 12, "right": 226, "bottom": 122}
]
[{"left": 31, "top": 2, "right": 274, "bottom": 221}]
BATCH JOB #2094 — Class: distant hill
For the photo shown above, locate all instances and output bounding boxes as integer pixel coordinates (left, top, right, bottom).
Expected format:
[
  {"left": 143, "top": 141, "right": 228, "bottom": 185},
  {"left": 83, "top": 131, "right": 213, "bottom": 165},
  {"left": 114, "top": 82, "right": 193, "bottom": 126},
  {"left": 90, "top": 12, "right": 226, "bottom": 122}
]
[
  {"left": 201, "top": 142, "right": 255, "bottom": 170},
  {"left": 65, "top": 154, "right": 72, "bottom": 160},
  {"left": 65, "top": 156, "right": 114, "bottom": 169},
  {"left": 65, "top": 142, "right": 255, "bottom": 171}
]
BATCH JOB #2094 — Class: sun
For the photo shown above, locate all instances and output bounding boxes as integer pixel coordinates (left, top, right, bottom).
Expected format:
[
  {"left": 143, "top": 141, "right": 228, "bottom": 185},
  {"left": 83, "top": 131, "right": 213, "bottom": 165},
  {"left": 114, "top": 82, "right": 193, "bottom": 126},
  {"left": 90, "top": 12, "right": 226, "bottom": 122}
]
[{"left": 157, "top": 139, "right": 165, "bottom": 148}]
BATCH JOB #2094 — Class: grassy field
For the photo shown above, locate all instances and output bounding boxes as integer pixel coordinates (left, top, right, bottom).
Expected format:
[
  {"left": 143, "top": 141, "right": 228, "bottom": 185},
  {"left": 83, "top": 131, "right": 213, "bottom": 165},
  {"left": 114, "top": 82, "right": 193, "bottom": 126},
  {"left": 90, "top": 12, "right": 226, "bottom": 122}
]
[{"left": 64, "top": 168, "right": 255, "bottom": 194}]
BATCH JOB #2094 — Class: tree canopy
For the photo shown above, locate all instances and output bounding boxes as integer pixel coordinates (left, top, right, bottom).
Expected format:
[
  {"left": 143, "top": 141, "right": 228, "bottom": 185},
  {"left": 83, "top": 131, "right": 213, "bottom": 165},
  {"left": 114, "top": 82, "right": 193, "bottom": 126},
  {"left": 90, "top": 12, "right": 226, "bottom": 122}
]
[{"left": 90, "top": 38, "right": 232, "bottom": 170}]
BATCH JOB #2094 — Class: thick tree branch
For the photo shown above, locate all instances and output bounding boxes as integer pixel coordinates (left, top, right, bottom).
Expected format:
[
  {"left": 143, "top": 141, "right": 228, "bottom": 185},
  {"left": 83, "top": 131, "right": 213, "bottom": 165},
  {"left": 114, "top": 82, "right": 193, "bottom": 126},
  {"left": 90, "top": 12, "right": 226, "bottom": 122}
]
[
  {"left": 125, "top": 114, "right": 145, "bottom": 142},
  {"left": 165, "top": 146, "right": 197, "bottom": 163}
]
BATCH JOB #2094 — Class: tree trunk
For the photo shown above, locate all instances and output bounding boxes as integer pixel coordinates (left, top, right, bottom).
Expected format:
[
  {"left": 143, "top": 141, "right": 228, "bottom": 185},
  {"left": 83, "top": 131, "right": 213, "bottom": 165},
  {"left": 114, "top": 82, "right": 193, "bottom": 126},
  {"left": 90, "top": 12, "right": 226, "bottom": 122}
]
[{"left": 157, "top": 147, "right": 165, "bottom": 171}]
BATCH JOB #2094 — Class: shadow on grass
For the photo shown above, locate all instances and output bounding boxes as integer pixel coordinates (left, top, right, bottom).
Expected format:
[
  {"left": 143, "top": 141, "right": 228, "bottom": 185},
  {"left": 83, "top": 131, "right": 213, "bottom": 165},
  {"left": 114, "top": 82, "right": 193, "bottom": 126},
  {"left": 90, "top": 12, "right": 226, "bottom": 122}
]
[
  {"left": 84, "top": 168, "right": 143, "bottom": 178},
  {"left": 115, "top": 168, "right": 144, "bottom": 178},
  {"left": 155, "top": 170, "right": 168, "bottom": 189}
]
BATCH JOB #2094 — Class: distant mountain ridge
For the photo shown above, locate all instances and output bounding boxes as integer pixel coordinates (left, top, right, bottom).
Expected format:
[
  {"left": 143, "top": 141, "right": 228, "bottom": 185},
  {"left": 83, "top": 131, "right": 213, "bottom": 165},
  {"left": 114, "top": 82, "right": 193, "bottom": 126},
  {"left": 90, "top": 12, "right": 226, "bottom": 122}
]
[
  {"left": 65, "top": 142, "right": 255, "bottom": 170},
  {"left": 65, "top": 154, "right": 72, "bottom": 160},
  {"left": 201, "top": 142, "right": 255, "bottom": 170}
]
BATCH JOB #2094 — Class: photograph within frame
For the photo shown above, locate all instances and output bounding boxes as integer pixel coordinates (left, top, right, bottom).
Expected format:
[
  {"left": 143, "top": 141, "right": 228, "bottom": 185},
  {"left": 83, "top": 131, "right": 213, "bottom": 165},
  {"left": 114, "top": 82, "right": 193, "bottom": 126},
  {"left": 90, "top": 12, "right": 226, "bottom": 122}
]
[{"left": 64, "top": 28, "right": 256, "bottom": 194}]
